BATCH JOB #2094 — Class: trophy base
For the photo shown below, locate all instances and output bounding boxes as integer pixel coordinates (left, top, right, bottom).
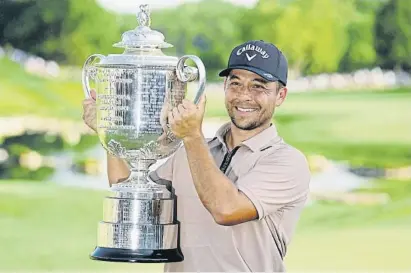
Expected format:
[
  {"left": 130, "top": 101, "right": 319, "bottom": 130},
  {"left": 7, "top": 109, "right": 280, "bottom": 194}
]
[{"left": 90, "top": 247, "right": 184, "bottom": 263}]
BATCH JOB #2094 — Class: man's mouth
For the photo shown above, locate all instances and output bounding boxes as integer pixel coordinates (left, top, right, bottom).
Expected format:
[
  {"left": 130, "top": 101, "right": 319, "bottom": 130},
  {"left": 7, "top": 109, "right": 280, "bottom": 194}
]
[{"left": 235, "top": 106, "right": 258, "bottom": 113}]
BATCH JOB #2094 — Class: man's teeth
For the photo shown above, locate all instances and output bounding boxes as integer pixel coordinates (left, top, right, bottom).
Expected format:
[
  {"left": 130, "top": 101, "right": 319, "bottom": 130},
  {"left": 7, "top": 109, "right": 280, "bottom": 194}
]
[{"left": 237, "top": 107, "right": 256, "bottom": 112}]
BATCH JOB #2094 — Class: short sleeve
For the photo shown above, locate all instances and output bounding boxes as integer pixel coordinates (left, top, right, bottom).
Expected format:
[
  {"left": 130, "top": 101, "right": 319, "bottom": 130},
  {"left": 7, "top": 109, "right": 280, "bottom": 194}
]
[{"left": 237, "top": 149, "right": 310, "bottom": 220}]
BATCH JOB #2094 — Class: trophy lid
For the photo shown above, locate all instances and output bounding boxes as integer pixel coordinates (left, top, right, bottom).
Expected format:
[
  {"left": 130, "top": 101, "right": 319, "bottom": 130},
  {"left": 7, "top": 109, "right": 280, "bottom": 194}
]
[{"left": 113, "top": 4, "right": 173, "bottom": 49}]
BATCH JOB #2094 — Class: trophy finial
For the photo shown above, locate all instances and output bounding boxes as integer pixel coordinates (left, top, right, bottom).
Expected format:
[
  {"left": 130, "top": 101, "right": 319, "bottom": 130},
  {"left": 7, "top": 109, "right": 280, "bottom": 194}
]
[
  {"left": 137, "top": 4, "right": 151, "bottom": 27},
  {"left": 113, "top": 3, "right": 173, "bottom": 49}
]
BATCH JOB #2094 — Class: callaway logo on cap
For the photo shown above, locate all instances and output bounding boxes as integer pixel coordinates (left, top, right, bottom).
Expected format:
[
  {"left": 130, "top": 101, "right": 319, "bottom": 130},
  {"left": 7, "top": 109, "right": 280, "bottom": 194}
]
[{"left": 219, "top": 40, "right": 288, "bottom": 86}]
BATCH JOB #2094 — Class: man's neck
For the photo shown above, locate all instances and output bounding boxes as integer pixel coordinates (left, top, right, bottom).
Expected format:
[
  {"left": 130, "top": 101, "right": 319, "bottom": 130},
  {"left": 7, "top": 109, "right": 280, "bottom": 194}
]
[{"left": 225, "top": 122, "right": 271, "bottom": 151}]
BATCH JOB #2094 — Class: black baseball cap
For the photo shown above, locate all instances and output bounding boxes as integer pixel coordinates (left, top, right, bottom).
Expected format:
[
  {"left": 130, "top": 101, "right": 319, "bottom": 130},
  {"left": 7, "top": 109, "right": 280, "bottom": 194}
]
[{"left": 218, "top": 40, "right": 288, "bottom": 86}]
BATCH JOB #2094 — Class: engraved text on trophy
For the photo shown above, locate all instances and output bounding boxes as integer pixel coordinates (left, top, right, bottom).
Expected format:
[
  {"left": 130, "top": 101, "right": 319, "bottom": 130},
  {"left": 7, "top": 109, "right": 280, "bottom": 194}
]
[{"left": 96, "top": 69, "right": 168, "bottom": 139}]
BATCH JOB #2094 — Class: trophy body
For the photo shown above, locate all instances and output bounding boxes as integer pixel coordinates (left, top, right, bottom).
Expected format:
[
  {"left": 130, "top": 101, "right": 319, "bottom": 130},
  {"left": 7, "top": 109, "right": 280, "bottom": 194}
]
[{"left": 82, "top": 4, "right": 206, "bottom": 263}]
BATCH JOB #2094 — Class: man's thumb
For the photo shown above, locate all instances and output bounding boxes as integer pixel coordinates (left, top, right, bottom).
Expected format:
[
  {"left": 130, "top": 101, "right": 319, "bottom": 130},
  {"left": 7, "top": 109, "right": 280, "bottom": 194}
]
[
  {"left": 90, "top": 89, "right": 97, "bottom": 100},
  {"left": 198, "top": 93, "right": 207, "bottom": 113}
]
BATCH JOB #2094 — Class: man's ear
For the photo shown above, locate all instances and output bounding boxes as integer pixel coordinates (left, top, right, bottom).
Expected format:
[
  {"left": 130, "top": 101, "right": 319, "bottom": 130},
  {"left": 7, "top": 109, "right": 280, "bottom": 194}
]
[{"left": 276, "top": 87, "right": 288, "bottom": 107}]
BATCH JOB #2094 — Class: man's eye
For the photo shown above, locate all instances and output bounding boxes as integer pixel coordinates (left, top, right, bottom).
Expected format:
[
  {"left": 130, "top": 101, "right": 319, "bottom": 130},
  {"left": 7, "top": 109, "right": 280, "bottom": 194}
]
[
  {"left": 230, "top": 82, "right": 240, "bottom": 86},
  {"left": 253, "top": 84, "right": 265, "bottom": 90}
]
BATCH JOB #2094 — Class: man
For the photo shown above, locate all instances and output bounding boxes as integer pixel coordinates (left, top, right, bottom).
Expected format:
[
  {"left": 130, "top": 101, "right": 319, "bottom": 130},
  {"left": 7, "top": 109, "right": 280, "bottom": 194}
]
[{"left": 83, "top": 40, "right": 310, "bottom": 272}]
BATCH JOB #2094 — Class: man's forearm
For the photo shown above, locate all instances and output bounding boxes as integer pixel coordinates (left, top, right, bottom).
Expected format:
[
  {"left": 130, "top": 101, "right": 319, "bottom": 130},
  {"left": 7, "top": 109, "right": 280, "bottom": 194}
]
[
  {"left": 107, "top": 152, "right": 130, "bottom": 185},
  {"left": 183, "top": 134, "right": 240, "bottom": 222}
]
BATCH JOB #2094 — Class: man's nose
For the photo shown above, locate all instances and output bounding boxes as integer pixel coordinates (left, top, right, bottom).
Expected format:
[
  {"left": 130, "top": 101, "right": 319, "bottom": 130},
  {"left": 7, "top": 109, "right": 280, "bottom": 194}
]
[{"left": 237, "top": 85, "right": 254, "bottom": 98}]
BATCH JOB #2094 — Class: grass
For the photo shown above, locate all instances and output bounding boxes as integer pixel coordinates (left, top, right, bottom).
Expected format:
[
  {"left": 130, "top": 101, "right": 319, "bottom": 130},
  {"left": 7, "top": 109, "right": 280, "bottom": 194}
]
[
  {"left": 299, "top": 178, "right": 411, "bottom": 229},
  {"left": 0, "top": 179, "right": 410, "bottom": 272},
  {"left": 286, "top": 227, "right": 411, "bottom": 271},
  {"left": 0, "top": 58, "right": 83, "bottom": 119},
  {"left": 0, "top": 181, "right": 160, "bottom": 272},
  {"left": 0, "top": 180, "right": 411, "bottom": 272},
  {"left": 285, "top": 177, "right": 411, "bottom": 271}
]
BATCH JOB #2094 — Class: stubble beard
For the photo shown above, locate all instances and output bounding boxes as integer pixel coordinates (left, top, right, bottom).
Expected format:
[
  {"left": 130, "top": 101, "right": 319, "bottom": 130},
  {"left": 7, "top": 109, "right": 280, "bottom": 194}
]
[
  {"left": 230, "top": 116, "right": 262, "bottom": 131},
  {"left": 228, "top": 107, "right": 271, "bottom": 131},
  {"left": 227, "top": 103, "right": 276, "bottom": 131}
]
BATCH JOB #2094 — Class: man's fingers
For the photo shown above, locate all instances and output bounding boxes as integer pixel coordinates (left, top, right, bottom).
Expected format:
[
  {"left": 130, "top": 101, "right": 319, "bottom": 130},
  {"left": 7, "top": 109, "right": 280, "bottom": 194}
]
[
  {"left": 90, "top": 89, "right": 97, "bottom": 100},
  {"left": 172, "top": 107, "right": 180, "bottom": 121},
  {"left": 168, "top": 111, "right": 175, "bottom": 126},
  {"left": 182, "top": 99, "right": 194, "bottom": 109},
  {"left": 83, "top": 98, "right": 95, "bottom": 106},
  {"left": 198, "top": 93, "right": 207, "bottom": 113},
  {"left": 177, "top": 104, "right": 186, "bottom": 115}
]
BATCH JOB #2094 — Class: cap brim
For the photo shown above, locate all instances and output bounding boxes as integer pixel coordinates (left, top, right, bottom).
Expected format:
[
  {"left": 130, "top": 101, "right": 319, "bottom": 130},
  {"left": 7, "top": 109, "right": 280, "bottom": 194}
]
[{"left": 218, "top": 65, "right": 279, "bottom": 82}]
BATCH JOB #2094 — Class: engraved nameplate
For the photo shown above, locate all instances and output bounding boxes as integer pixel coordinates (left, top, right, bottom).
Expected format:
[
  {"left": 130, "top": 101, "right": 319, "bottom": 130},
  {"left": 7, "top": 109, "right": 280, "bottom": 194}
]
[{"left": 96, "top": 68, "right": 167, "bottom": 137}]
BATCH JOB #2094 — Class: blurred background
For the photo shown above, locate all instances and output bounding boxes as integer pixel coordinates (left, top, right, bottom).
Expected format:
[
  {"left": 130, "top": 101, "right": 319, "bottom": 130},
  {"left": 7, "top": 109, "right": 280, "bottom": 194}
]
[{"left": 0, "top": 0, "right": 410, "bottom": 272}]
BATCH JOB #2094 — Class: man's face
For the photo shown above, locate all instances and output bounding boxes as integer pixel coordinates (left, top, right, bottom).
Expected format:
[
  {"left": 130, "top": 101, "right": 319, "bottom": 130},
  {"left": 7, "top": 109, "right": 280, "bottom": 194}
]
[{"left": 224, "top": 69, "right": 287, "bottom": 131}]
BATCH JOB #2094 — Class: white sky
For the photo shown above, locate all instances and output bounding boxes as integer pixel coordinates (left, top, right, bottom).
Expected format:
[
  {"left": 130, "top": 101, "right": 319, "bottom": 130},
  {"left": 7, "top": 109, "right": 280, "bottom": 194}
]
[{"left": 97, "top": 0, "right": 258, "bottom": 13}]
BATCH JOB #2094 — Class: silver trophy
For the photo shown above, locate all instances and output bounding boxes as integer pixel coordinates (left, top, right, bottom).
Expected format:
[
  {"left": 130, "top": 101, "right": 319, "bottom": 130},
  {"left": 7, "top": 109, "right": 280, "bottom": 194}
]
[{"left": 82, "top": 4, "right": 205, "bottom": 263}]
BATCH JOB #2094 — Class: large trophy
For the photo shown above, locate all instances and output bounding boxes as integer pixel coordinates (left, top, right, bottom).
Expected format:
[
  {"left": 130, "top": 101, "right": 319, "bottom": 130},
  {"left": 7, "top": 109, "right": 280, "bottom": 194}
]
[{"left": 81, "top": 4, "right": 205, "bottom": 263}]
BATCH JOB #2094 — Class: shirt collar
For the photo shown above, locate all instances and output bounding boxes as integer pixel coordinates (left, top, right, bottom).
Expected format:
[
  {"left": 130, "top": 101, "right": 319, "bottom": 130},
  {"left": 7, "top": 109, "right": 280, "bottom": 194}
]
[
  {"left": 210, "top": 122, "right": 279, "bottom": 152},
  {"left": 207, "top": 122, "right": 230, "bottom": 150}
]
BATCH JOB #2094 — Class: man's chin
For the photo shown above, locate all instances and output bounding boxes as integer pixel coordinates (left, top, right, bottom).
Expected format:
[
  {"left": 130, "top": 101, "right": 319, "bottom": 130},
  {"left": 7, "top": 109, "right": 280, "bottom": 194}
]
[{"left": 231, "top": 118, "right": 260, "bottom": 131}]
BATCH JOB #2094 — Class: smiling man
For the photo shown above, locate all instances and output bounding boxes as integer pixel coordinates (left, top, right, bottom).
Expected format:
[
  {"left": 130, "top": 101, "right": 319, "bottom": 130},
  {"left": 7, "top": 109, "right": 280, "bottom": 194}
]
[{"left": 83, "top": 40, "right": 311, "bottom": 272}]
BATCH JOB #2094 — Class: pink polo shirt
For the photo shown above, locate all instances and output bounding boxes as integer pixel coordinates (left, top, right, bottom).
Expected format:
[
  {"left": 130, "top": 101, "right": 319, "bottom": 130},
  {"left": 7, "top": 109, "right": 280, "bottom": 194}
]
[{"left": 150, "top": 122, "right": 311, "bottom": 272}]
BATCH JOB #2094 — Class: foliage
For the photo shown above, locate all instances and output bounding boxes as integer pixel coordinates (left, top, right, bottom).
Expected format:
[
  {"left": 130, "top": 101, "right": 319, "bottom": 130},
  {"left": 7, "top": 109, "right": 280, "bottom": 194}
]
[
  {"left": 1, "top": 0, "right": 410, "bottom": 76},
  {"left": 58, "top": 0, "right": 124, "bottom": 64},
  {"left": 0, "top": 0, "right": 69, "bottom": 62},
  {"left": 339, "top": 0, "right": 383, "bottom": 71},
  {"left": 375, "top": 0, "right": 411, "bottom": 71},
  {"left": 246, "top": 0, "right": 355, "bottom": 74},
  {"left": 147, "top": 0, "right": 248, "bottom": 80},
  {"left": 0, "top": 0, "right": 124, "bottom": 64}
]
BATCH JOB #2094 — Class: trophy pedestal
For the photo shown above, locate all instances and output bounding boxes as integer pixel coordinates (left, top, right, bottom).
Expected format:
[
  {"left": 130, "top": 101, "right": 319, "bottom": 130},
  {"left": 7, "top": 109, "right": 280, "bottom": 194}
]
[
  {"left": 90, "top": 180, "right": 183, "bottom": 263},
  {"left": 91, "top": 246, "right": 183, "bottom": 263}
]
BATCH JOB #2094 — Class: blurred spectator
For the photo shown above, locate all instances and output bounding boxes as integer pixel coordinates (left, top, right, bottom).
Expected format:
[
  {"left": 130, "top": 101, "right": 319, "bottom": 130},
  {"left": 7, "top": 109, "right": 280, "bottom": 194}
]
[{"left": 4, "top": 46, "right": 61, "bottom": 78}]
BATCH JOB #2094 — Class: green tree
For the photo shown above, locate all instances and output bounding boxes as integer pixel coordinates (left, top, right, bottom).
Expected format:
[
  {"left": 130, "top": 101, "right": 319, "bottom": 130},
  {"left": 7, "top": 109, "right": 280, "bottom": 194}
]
[
  {"left": 375, "top": 0, "right": 411, "bottom": 71},
  {"left": 246, "top": 0, "right": 356, "bottom": 75},
  {"left": 58, "top": 0, "right": 123, "bottom": 65},
  {"left": 339, "top": 0, "right": 385, "bottom": 72},
  {"left": 0, "top": 0, "right": 69, "bottom": 61},
  {"left": 148, "top": 0, "right": 248, "bottom": 80},
  {"left": 0, "top": 0, "right": 125, "bottom": 64}
]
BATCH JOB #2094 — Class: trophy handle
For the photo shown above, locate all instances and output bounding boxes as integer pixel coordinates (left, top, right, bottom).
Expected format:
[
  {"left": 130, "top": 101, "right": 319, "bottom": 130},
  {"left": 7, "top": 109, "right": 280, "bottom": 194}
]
[
  {"left": 176, "top": 55, "right": 206, "bottom": 104},
  {"left": 82, "top": 54, "right": 105, "bottom": 98}
]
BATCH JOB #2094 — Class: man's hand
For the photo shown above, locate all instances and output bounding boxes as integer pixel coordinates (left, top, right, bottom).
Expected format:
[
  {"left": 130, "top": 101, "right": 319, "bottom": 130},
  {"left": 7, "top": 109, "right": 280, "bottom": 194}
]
[
  {"left": 168, "top": 94, "right": 206, "bottom": 140},
  {"left": 82, "top": 89, "right": 97, "bottom": 132}
]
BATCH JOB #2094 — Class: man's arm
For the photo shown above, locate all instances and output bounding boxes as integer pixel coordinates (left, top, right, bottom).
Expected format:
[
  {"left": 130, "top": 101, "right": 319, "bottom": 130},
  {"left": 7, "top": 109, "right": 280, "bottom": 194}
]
[
  {"left": 167, "top": 95, "right": 258, "bottom": 225},
  {"left": 183, "top": 134, "right": 258, "bottom": 226},
  {"left": 107, "top": 152, "right": 130, "bottom": 186},
  {"left": 81, "top": 90, "right": 131, "bottom": 186},
  {"left": 183, "top": 134, "right": 310, "bottom": 226},
  {"left": 167, "top": 95, "right": 310, "bottom": 226}
]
